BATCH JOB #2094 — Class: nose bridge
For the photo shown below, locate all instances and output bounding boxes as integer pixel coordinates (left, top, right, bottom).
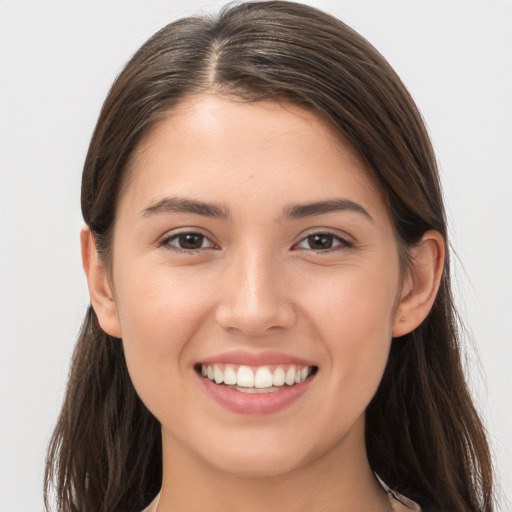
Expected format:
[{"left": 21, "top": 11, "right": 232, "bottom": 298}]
[{"left": 215, "top": 241, "right": 295, "bottom": 335}]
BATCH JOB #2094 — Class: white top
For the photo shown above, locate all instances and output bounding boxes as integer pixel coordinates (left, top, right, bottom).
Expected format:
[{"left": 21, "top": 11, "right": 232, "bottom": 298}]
[
  {"left": 140, "top": 493, "right": 158, "bottom": 512},
  {"left": 376, "top": 474, "right": 422, "bottom": 511},
  {"left": 141, "top": 477, "right": 421, "bottom": 512}
]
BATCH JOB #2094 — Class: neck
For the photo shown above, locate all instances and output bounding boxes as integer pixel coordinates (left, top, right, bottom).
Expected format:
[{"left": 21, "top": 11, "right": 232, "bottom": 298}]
[{"left": 157, "top": 419, "right": 390, "bottom": 512}]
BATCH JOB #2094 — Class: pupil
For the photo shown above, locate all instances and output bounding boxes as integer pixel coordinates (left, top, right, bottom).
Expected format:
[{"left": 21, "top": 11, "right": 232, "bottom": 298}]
[
  {"left": 309, "top": 234, "right": 333, "bottom": 249},
  {"left": 179, "top": 233, "right": 203, "bottom": 249}
]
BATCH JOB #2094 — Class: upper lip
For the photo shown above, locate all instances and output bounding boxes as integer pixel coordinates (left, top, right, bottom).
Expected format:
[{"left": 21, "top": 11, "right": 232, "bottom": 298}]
[{"left": 198, "top": 350, "right": 317, "bottom": 367}]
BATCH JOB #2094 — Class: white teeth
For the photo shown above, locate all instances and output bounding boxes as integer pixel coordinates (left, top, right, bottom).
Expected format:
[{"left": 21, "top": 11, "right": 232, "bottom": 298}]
[
  {"left": 237, "top": 365, "right": 255, "bottom": 387},
  {"left": 223, "top": 365, "right": 237, "bottom": 385},
  {"left": 213, "top": 365, "right": 224, "bottom": 384},
  {"left": 285, "top": 367, "right": 296, "bottom": 386},
  {"left": 272, "top": 367, "right": 285, "bottom": 386},
  {"left": 254, "top": 367, "right": 273, "bottom": 388},
  {"left": 201, "top": 363, "right": 314, "bottom": 390}
]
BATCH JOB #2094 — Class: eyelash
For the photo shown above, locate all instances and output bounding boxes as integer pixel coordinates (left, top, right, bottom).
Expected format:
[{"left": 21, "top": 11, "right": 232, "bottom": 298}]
[
  {"left": 158, "top": 229, "right": 353, "bottom": 254},
  {"left": 159, "top": 231, "right": 217, "bottom": 253},
  {"left": 293, "top": 230, "right": 354, "bottom": 253}
]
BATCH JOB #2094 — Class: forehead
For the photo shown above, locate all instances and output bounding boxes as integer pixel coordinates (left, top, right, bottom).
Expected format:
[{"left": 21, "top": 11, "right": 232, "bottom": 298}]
[{"left": 119, "top": 94, "right": 388, "bottom": 223}]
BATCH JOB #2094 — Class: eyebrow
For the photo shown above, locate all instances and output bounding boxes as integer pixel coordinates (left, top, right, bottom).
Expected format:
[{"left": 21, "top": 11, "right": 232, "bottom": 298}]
[
  {"left": 141, "top": 197, "right": 230, "bottom": 219},
  {"left": 284, "top": 199, "right": 373, "bottom": 222},
  {"left": 140, "top": 196, "right": 372, "bottom": 222}
]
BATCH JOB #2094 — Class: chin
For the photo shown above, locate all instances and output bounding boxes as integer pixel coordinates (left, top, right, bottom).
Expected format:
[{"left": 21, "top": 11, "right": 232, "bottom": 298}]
[
  {"left": 206, "top": 448, "right": 308, "bottom": 478},
  {"left": 192, "top": 427, "right": 324, "bottom": 479}
]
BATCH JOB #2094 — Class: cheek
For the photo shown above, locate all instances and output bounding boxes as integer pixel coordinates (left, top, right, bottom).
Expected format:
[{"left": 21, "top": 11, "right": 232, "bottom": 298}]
[
  {"left": 114, "top": 263, "right": 213, "bottom": 347},
  {"left": 308, "top": 262, "right": 398, "bottom": 336},
  {"left": 112, "top": 266, "right": 213, "bottom": 411},
  {"left": 307, "top": 266, "right": 398, "bottom": 398}
]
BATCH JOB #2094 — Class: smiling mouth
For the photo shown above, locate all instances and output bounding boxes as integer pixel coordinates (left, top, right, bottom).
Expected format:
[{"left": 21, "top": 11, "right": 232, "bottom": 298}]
[{"left": 195, "top": 363, "right": 318, "bottom": 393}]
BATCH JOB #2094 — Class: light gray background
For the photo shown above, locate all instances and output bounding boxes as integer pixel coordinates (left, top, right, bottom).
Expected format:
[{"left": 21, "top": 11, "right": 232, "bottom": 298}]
[{"left": 1, "top": 0, "right": 511, "bottom": 510}]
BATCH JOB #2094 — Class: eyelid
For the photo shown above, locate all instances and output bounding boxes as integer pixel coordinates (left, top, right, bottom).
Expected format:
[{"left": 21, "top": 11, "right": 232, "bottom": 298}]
[
  {"left": 158, "top": 228, "right": 218, "bottom": 252},
  {"left": 292, "top": 228, "right": 354, "bottom": 251},
  {"left": 156, "top": 227, "right": 354, "bottom": 253}
]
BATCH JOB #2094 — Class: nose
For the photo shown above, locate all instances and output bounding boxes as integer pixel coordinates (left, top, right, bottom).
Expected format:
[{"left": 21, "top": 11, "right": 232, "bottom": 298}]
[{"left": 215, "top": 248, "right": 297, "bottom": 336}]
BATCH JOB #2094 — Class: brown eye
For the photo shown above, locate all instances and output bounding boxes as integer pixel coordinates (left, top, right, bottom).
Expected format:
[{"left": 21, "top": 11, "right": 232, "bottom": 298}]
[
  {"left": 307, "top": 234, "right": 334, "bottom": 250},
  {"left": 295, "top": 232, "right": 352, "bottom": 252},
  {"left": 162, "top": 232, "right": 215, "bottom": 251},
  {"left": 178, "top": 233, "right": 205, "bottom": 249}
]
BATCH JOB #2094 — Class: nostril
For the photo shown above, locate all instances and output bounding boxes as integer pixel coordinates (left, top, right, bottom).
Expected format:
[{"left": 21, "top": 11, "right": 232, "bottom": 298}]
[{"left": 214, "top": 303, "right": 297, "bottom": 335}]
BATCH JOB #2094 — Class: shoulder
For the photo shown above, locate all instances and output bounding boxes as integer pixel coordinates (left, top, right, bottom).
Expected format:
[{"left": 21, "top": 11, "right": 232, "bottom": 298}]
[
  {"left": 388, "top": 494, "right": 422, "bottom": 512},
  {"left": 140, "top": 493, "right": 160, "bottom": 512},
  {"left": 376, "top": 474, "right": 422, "bottom": 512}
]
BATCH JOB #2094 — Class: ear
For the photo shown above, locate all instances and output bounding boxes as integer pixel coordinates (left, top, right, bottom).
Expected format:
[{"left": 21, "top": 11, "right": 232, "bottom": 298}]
[
  {"left": 392, "top": 230, "right": 445, "bottom": 337},
  {"left": 80, "top": 225, "right": 122, "bottom": 338}
]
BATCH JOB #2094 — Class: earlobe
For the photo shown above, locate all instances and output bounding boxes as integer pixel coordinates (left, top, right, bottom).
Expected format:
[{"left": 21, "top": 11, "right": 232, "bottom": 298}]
[
  {"left": 392, "top": 230, "right": 445, "bottom": 337},
  {"left": 80, "top": 225, "right": 122, "bottom": 338}
]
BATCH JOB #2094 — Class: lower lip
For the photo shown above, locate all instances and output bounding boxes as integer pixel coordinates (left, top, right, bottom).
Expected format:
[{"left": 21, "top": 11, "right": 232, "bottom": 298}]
[{"left": 198, "top": 374, "right": 314, "bottom": 415}]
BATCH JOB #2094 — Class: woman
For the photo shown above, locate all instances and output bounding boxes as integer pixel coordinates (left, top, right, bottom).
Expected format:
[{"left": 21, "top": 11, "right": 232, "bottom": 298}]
[{"left": 44, "top": 2, "right": 494, "bottom": 511}]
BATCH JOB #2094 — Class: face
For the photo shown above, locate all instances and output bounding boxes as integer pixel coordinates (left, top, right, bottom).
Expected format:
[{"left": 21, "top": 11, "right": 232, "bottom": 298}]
[{"left": 107, "top": 95, "right": 404, "bottom": 477}]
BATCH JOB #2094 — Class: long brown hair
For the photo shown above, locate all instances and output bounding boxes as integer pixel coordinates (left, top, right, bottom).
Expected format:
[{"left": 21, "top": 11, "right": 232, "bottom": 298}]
[{"left": 44, "top": 2, "right": 494, "bottom": 511}]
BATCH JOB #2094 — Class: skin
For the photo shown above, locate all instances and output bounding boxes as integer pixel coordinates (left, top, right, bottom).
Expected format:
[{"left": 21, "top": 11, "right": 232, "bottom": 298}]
[{"left": 83, "top": 94, "right": 444, "bottom": 512}]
